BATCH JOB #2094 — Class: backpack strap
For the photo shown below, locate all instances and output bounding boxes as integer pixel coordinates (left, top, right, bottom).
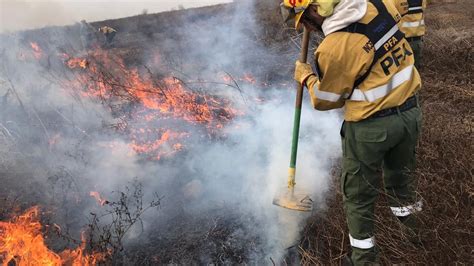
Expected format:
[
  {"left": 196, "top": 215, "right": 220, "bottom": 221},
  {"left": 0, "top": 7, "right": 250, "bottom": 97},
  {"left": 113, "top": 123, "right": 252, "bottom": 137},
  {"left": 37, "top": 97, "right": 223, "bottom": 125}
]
[
  {"left": 334, "top": 0, "right": 405, "bottom": 98},
  {"left": 407, "top": 0, "right": 423, "bottom": 14}
]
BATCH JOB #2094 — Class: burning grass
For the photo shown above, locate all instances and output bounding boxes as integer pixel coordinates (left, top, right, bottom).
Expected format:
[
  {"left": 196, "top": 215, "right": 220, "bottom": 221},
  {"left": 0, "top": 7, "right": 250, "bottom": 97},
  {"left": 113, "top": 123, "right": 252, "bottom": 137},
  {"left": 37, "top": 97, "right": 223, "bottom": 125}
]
[
  {"left": 0, "top": 180, "right": 161, "bottom": 265},
  {"left": 0, "top": 4, "right": 261, "bottom": 263},
  {"left": 0, "top": 206, "right": 108, "bottom": 265},
  {"left": 0, "top": 0, "right": 472, "bottom": 264},
  {"left": 62, "top": 48, "right": 241, "bottom": 160}
]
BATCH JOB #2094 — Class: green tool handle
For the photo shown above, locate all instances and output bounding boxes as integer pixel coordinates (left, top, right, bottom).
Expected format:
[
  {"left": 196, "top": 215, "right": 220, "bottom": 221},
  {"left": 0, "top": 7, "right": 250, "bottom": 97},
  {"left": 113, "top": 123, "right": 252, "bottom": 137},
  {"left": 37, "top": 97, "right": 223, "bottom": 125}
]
[{"left": 288, "top": 28, "right": 311, "bottom": 188}]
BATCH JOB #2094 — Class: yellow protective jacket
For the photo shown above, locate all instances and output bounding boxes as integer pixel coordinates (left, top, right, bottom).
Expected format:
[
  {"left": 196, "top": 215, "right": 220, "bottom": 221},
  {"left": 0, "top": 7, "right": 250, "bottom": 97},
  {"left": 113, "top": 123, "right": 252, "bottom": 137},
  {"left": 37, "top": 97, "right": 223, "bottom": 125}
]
[
  {"left": 393, "top": 0, "right": 427, "bottom": 37},
  {"left": 305, "top": 0, "right": 421, "bottom": 122},
  {"left": 99, "top": 26, "right": 117, "bottom": 35}
]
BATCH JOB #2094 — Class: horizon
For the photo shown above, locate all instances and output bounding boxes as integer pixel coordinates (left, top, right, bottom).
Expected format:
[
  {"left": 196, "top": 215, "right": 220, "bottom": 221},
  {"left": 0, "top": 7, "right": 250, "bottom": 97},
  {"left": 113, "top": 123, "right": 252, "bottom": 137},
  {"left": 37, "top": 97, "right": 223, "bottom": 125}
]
[{"left": 0, "top": 0, "right": 233, "bottom": 33}]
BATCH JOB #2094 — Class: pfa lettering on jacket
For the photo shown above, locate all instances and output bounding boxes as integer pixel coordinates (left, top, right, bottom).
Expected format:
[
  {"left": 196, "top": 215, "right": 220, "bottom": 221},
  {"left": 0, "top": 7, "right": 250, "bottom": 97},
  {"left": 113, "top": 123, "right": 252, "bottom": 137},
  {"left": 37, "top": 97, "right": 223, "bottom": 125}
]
[{"left": 380, "top": 43, "right": 413, "bottom": 75}]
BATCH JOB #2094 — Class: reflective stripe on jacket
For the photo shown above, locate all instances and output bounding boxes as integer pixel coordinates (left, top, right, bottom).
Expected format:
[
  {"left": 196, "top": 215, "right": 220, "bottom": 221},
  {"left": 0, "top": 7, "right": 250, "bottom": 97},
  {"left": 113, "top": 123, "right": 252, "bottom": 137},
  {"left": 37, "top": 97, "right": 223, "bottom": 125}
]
[
  {"left": 305, "top": 0, "right": 421, "bottom": 122},
  {"left": 394, "top": 0, "right": 427, "bottom": 37}
]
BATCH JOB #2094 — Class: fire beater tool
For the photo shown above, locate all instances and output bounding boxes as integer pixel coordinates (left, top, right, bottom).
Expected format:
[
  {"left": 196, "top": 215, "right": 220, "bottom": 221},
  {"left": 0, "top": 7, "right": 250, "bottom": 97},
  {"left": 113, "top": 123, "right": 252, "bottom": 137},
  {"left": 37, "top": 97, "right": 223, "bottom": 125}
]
[{"left": 273, "top": 27, "right": 313, "bottom": 212}]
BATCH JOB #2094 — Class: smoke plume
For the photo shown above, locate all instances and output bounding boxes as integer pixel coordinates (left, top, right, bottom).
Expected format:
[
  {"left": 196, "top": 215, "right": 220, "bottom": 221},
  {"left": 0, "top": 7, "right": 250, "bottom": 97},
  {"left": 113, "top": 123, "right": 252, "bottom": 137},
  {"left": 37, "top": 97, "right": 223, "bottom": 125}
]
[{"left": 0, "top": 0, "right": 342, "bottom": 263}]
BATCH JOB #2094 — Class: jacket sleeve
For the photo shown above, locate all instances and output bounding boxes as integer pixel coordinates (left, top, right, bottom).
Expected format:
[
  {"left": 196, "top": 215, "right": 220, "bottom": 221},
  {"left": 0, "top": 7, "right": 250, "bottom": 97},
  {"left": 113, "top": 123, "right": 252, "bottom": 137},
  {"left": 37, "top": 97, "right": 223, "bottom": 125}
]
[
  {"left": 305, "top": 33, "right": 374, "bottom": 111},
  {"left": 304, "top": 49, "right": 355, "bottom": 111},
  {"left": 392, "top": 0, "right": 408, "bottom": 16}
]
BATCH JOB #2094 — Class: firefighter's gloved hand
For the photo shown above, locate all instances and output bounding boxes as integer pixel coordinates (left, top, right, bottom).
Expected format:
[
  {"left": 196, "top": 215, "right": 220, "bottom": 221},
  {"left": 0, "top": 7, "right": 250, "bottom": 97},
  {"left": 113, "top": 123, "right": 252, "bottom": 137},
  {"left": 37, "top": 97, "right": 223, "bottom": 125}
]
[{"left": 294, "top": 60, "right": 315, "bottom": 87}]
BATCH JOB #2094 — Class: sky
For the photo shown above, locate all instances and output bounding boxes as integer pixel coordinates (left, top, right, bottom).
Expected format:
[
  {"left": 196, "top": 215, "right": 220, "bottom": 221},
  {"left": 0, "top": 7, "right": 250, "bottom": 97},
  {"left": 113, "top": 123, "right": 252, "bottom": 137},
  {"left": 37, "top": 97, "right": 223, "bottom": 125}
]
[{"left": 0, "top": 0, "right": 233, "bottom": 32}]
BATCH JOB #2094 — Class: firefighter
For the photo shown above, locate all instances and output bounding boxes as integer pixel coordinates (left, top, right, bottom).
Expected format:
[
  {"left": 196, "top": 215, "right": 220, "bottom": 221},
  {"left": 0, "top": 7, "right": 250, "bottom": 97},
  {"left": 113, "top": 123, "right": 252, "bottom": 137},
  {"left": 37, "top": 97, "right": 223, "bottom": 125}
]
[
  {"left": 98, "top": 26, "right": 117, "bottom": 47},
  {"left": 281, "top": 0, "right": 423, "bottom": 264},
  {"left": 393, "top": 0, "right": 427, "bottom": 68}
]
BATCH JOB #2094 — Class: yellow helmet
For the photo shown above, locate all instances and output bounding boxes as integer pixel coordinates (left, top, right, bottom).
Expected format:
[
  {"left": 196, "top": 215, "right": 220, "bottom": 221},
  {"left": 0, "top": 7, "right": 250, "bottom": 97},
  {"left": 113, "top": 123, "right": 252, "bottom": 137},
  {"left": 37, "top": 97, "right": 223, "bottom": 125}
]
[
  {"left": 281, "top": 0, "right": 341, "bottom": 29},
  {"left": 280, "top": 0, "right": 313, "bottom": 29}
]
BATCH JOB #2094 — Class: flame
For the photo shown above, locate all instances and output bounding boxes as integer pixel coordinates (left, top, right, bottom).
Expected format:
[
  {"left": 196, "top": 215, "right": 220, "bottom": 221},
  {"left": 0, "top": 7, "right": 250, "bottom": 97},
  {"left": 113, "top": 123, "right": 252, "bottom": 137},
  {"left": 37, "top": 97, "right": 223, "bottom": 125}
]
[
  {"left": 69, "top": 51, "right": 238, "bottom": 126},
  {"left": 221, "top": 72, "right": 257, "bottom": 85},
  {"left": 89, "top": 191, "right": 108, "bottom": 206},
  {"left": 48, "top": 133, "right": 61, "bottom": 149},
  {"left": 63, "top": 49, "right": 242, "bottom": 159},
  {"left": 130, "top": 129, "right": 189, "bottom": 160},
  {"left": 29, "top": 42, "right": 43, "bottom": 59},
  {"left": 242, "top": 73, "right": 256, "bottom": 84},
  {"left": 0, "top": 207, "right": 107, "bottom": 266},
  {"left": 67, "top": 58, "right": 88, "bottom": 69}
]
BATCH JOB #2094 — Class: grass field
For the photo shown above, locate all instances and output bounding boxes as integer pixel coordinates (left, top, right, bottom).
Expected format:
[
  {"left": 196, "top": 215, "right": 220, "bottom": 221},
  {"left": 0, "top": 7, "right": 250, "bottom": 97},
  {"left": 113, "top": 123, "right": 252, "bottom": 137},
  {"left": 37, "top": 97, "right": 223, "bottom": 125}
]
[{"left": 0, "top": 0, "right": 472, "bottom": 264}]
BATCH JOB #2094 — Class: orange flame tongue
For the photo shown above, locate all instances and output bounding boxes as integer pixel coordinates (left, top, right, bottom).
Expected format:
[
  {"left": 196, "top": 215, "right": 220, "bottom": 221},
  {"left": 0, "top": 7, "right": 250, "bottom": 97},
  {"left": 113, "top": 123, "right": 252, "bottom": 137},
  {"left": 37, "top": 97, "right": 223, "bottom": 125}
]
[
  {"left": 67, "top": 58, "right": 88, "bottom": 69},
  {"left": 130, "top": 129, "right": 189, "bottom": 160},
  {"left": 89, "top": 191, "right": 109, "bottom": 206},
  {"left": 0, "top": 207, "right": 62, "bottom": 265},
  {"left": 63, "top": 49, "right": 242, "bottom": 160},
  {"left": 29, "top": 42, "right": 43, "bottom": 59},
  {"left": 0, "top": 207, "right": 107, "bottom": 265}
]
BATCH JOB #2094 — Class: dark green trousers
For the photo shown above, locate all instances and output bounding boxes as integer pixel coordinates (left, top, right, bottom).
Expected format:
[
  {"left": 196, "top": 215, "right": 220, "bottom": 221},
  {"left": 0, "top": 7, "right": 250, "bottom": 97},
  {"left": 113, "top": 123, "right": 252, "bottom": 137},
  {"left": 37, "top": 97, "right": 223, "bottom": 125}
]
[
  {"left": 341, "top": 106, "right": 422, "bottom": 265},
  {"left": 409, "top": 39, "right": 423, "bottom": 69},
  {"left": 105, "top": 32, "right": 116, "bottom": 46}
]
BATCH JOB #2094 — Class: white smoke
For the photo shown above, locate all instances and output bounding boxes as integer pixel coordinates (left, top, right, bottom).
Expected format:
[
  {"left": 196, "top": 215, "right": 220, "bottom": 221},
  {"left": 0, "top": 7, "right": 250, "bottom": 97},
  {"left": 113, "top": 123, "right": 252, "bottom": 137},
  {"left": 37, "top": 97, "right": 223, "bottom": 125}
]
[
  {"left": 0, "top": 0, "right": 343, "bottom": 263},
  {"left": 157, "top": 1, "right": 343, "bottom": 259},
  {"left": 180, "top": 90, "right": 341, "bottom": 259}
]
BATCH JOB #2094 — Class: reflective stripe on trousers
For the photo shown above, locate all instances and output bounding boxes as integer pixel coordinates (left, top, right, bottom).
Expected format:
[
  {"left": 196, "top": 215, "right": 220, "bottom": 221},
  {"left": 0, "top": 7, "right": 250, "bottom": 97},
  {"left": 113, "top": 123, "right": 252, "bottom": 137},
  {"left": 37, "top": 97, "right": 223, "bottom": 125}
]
[
  {"left": 349, "top": 235, "right": 375, "bottom": 249},
  {"left": 391, "top": 200, "right": 423, "bottom": 217}
]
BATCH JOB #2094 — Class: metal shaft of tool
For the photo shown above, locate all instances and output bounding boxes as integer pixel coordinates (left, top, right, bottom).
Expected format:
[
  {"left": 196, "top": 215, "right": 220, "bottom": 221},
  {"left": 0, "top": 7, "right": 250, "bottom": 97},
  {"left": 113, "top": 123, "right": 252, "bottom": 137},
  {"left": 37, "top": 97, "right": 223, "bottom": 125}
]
[{"left": 288, "top": 28, "right": 311, "bottom": 190}]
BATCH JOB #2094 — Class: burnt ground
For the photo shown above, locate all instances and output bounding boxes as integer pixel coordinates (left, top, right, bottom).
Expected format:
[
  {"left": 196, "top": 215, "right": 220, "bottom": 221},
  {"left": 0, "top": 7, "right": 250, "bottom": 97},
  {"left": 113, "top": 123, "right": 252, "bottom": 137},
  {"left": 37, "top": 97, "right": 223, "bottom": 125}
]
[{"left": 0, "top": 0, "right": 473, "bottom": 265}]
